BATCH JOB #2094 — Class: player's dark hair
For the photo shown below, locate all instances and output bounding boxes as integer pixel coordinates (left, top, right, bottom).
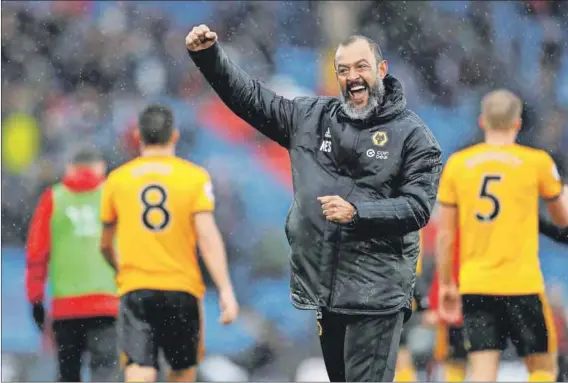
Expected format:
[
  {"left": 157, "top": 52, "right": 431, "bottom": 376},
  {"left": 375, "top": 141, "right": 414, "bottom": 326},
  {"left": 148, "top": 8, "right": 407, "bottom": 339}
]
[
  {"left": 336, "top": 35, "right": 384, "bottom": 66},
  {"left": 71, "top": 146, "right": 104, "bottom": 165},
  {"left": 138, "top": 104, "right": 174, "bottom": 145}
]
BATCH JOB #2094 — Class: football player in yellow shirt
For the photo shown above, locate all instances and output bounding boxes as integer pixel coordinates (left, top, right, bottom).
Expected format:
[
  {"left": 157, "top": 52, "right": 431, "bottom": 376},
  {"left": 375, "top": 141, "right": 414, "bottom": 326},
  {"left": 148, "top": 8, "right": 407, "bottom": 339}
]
[
  {"left": 436, "top": 89, "right": 568, "bottom": 381},
  {"left": 100, "top": 104, "right": 239, "bottom": 382}
]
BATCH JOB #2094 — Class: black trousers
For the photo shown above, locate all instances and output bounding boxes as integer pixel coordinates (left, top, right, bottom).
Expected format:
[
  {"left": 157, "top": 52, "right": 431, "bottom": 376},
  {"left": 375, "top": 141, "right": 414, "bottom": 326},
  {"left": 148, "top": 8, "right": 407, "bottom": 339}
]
[
  {"left": 317, "top": 309, "right": 405, "bottom": 382},
  {"left": 558, "top": 354, "right": 568, "bottom": 382},
  {"left": 52, "top": 316, "right": 119, "bottom": 382}
]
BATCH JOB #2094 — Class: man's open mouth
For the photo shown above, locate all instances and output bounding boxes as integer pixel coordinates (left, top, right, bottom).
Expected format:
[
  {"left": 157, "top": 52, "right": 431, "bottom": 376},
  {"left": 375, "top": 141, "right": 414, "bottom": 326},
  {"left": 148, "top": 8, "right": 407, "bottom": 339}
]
[{"left": 349, "top": 85, "right": 368, "bottom": 101}]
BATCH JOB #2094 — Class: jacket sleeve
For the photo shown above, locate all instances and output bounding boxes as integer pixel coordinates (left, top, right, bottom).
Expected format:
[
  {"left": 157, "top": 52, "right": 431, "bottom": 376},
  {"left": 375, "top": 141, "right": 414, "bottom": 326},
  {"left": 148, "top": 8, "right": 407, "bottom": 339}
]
[
  {"left": 188, "top": 43, "right": 297, "bottom": 148},
  {"left": 413, "top": 234, "right": 428, "bottom": 310},
  {"left": 25, "top": 188, "right": 53, "bottom": 304},
  {"left": 351, "top": 124, "right": 443, "bottom": 235}
]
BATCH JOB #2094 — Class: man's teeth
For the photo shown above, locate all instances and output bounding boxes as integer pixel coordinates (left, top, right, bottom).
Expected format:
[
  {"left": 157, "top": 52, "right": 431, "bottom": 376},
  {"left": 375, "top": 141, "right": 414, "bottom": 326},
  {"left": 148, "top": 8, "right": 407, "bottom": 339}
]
[{"left": 350, "top": 86, "right": 366, "bottom": 91}]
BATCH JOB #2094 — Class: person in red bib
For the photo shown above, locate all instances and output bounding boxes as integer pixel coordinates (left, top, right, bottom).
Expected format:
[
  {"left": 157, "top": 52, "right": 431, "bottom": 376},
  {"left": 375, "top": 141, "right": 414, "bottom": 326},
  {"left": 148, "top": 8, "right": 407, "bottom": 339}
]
[{"left": 26, "top": 147, "right": 119, "bottom": 382}]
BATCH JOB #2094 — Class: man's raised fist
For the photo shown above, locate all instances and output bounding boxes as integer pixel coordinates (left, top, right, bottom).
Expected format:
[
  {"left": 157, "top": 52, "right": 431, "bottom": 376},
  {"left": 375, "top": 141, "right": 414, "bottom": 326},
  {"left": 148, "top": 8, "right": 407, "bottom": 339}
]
[{"left": 185, "top": 24, "right": 217, "bottom": 52}]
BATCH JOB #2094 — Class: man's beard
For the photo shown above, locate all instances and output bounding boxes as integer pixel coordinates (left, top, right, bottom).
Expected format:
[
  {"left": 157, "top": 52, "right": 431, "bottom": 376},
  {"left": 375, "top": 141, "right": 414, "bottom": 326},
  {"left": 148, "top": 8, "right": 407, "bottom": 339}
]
[{"left": 340, "top": 77, "right": 385, "bottom": 120}]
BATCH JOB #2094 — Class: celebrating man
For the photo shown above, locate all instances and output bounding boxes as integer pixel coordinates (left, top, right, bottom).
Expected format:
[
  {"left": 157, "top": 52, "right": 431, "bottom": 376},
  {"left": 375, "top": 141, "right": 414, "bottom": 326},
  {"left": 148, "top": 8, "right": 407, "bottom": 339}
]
[{"left": 186, "top": 25, "right": 442, "bottom": 382}]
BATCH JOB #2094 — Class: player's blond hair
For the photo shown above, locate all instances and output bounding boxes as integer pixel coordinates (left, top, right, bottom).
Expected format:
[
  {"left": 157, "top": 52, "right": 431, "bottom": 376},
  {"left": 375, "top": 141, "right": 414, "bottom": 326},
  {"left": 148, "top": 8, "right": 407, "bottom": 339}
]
[{"left": 480, "top": 89, "right": 523, "bottom": 131}]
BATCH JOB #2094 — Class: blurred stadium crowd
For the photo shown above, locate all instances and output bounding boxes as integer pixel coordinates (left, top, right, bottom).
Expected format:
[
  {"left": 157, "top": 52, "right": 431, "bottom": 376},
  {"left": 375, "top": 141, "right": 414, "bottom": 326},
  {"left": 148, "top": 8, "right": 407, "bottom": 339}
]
[{"left": 1, "top": 0, "right": 567, "bottom": 381}]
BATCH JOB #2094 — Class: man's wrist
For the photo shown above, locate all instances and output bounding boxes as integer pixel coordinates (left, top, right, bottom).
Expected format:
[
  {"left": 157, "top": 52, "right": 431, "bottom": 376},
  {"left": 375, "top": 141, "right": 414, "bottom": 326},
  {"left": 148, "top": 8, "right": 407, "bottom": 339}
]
[
  {"left": 348, "top": 203, "right": 359, "bottom": 227},
  {"left": 218, "top": 284, "right": 234, "bottom": 295},
  {"left": 187, "top": 42, "right": 218, "bottom": 58},
  {"left": 439, "top": 281, "right": 454, "bottom": 289}
]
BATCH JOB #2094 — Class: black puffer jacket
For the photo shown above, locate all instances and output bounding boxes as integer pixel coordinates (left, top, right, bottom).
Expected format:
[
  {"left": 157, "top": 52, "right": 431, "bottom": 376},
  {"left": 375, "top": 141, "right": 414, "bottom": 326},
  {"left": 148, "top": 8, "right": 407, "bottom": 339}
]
[{"left": 190, "top": 44, "right": 443, "bottom": 318}]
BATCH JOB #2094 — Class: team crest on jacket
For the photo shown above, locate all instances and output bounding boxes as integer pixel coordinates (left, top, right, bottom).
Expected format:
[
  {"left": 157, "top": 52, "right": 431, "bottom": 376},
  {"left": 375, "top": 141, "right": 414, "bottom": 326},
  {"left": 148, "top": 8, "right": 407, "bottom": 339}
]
[{"left": 372, "top": 131, "right": 388, "bottom": 147}]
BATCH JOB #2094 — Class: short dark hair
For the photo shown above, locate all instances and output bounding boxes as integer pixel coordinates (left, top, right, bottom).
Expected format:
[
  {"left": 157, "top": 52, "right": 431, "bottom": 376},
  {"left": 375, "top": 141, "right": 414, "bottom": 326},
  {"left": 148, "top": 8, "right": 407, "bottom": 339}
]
[
  {"left": 138, "top": 104, "right": 174, "bottom": 145},
  {"left": 71, "top": 146, "right": 104, "bottom": 165},
  {"left": 336, "top": 35, "right": 384, "bottom": 66}
]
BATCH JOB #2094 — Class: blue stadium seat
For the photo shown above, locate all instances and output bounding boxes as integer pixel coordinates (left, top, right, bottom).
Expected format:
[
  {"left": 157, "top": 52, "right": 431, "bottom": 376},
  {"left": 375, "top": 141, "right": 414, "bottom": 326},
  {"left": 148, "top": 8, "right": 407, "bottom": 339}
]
[
  {"left": 250, "top": 277, "right": 312, "bottom": 341},
  {"left": 430, "top": 0, "right": 471, "bottom": 16},
  {"left": 555, "top": 52, "right": 568, "bottom": 106},
  {"left": 188, "top": 127, "right": 292, "bottom": 226},
  {"left": 491, "top": 1, "right": 519, "bottom": 58},
  {"left": 519, "top": 19, "right": 543, "bottom": 85},
  {"left": 539, "top": 237, "right": 568, "bottom": 295},
  {"left": 275, "top": 45, "right": 320, "bottom": 92},
  {"left": 415, "top": 104, "right": 478, "bottom": 161},
  {"left": 90, "top": 1, "right": 215, "bottom": 26},
  {"left": 1, "top": 248, "right": 43, "bottom": 353}
]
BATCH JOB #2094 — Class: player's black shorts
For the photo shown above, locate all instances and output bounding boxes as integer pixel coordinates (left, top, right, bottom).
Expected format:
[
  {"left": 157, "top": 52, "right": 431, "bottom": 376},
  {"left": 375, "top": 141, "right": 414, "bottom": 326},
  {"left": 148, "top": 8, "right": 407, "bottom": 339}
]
[
  {"left": 119, "top": 290, "right": 202, "bottom": 371},
  {"left": 462, "top": 294, "right": 556, "bottom": 357},
  {"left": 446, "top": 326, "right": 467, "bottom": 360}
]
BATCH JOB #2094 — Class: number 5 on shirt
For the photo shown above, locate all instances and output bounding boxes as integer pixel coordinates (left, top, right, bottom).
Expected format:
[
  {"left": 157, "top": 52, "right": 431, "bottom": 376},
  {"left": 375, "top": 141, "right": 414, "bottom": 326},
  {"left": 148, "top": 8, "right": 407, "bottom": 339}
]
[{"left": 476, "top": 175, "right": 503, "bottom": 222}]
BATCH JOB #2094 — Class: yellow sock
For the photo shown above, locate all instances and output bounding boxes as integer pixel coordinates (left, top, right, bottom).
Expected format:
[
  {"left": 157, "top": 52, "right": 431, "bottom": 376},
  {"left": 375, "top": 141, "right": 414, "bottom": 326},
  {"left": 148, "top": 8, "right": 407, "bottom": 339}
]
[
  {"left": 394, "top": 367, "right": 417, "bottom": 382},
  {"left": 444, "top": 363, "right": 466, "bottom": 382},
  {"left": 528, "top": 370, "right": 555, "bottom": 382}
]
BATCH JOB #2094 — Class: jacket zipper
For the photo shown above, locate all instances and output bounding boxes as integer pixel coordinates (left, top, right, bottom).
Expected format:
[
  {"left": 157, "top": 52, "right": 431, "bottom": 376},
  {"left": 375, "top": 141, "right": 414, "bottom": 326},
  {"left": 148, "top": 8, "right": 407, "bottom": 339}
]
[{"left": 327, "top": 128, "right": 362, "bottom": 308}]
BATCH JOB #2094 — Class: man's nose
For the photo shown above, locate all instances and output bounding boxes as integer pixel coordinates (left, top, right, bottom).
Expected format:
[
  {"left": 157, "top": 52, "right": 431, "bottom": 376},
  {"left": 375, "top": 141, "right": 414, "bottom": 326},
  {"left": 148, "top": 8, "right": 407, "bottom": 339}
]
[{"left": 346, "top": 69, "right": 359, "bottom": 82}]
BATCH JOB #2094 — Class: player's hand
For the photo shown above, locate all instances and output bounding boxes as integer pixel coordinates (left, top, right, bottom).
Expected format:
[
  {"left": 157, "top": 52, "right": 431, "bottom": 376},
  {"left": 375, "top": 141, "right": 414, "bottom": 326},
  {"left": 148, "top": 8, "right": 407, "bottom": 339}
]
[
  {"left": 185, "top": 24, "right": 218, "bottom": 52},
  {"left": 317, "top": 196, "right": 356, "bottom": 224},
  {"left": 31, "top": 302, "right": 46, "bottom": 332},
  {"left": 438, "top": 284, "right": 461, "bottom": 325},
  {"left": 219, "top": 288, "right": 239, "bottom": 325}
]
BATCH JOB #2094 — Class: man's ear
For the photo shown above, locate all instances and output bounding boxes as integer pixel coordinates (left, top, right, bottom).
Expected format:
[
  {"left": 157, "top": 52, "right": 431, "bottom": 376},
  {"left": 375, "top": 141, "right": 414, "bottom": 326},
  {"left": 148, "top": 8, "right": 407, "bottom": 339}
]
[
  {"left": 478, "top": 115, "right": 487, "bottom": 132},
  {"left": 378, "top": 60, "right": 388, "bottom": 79},
  {"left": 171, "top": 129, "right": 180, "bottom": 144},
  {"left": 513, "top": 118, "right": 522, "bottom": 132}
]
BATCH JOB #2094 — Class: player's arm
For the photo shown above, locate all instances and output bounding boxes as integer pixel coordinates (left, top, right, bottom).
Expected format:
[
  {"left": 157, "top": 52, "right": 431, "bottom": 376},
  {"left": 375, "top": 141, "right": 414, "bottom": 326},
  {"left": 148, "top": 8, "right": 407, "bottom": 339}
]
[
  {"left": 434, "top": 156, "right": 459, "bottom": 287},
  {"left": 538, "top": 153, "right": 568, "bottom": 229},
  {"left": 436, "top": 205, "right": 458, "bottom": 287},
  {"left": 350, "top": 126, "right": 443, "bottom": 235},
  {"left": 99, "top": 176, "right": 118, "bottom": 272},
  {"left": 194, "top": 212, "right": 233, "bottom": 293},
  {"left": 544, "top": 188, "right": 568, "bottom": 229},
  {"left": 186, "top": 25, "right": 299, "bottom": 148},
  {"left": 539, "top": 214, "right": 568, "bottom": 244},
  {"left": 435, "top": 203, "right": 462, "bottom": 324},
  {"left": 100, "top": 223, "right": 118, "bottom": 272},
  {"left": 192, "top": 173, "right": 239, "bottom": 324},
  {"left": 194, "top": 212, "right": 239, "bottom": 324},
  {"left": 25, "top": 188, "right": 53, "bottom": 331},
  {"left": 422, "top": 269, "right": 441, "bottom": 328}
]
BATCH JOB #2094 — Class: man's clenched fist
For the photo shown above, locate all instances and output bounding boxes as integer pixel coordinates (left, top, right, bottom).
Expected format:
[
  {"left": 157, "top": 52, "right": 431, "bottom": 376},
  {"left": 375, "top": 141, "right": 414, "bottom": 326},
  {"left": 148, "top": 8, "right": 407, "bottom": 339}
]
[
  {"left": 317, "top": 195, "right": 356, "bottom": 224},
  {"left": 185, "top": 24, "right": 217, "bottom": 52}
]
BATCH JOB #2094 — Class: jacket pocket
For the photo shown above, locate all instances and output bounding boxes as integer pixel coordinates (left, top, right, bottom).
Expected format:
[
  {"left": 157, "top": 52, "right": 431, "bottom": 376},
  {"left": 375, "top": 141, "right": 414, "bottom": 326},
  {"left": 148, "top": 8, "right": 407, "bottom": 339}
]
[
  {"left": 284, "top": 200, "right": 297, "bottom": 244},
  {"left": 366, "top": 235, "right": 403, "bottom": 255},
  {"left": 330, "top": 238, "right": 406, "bottom": 312}
]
